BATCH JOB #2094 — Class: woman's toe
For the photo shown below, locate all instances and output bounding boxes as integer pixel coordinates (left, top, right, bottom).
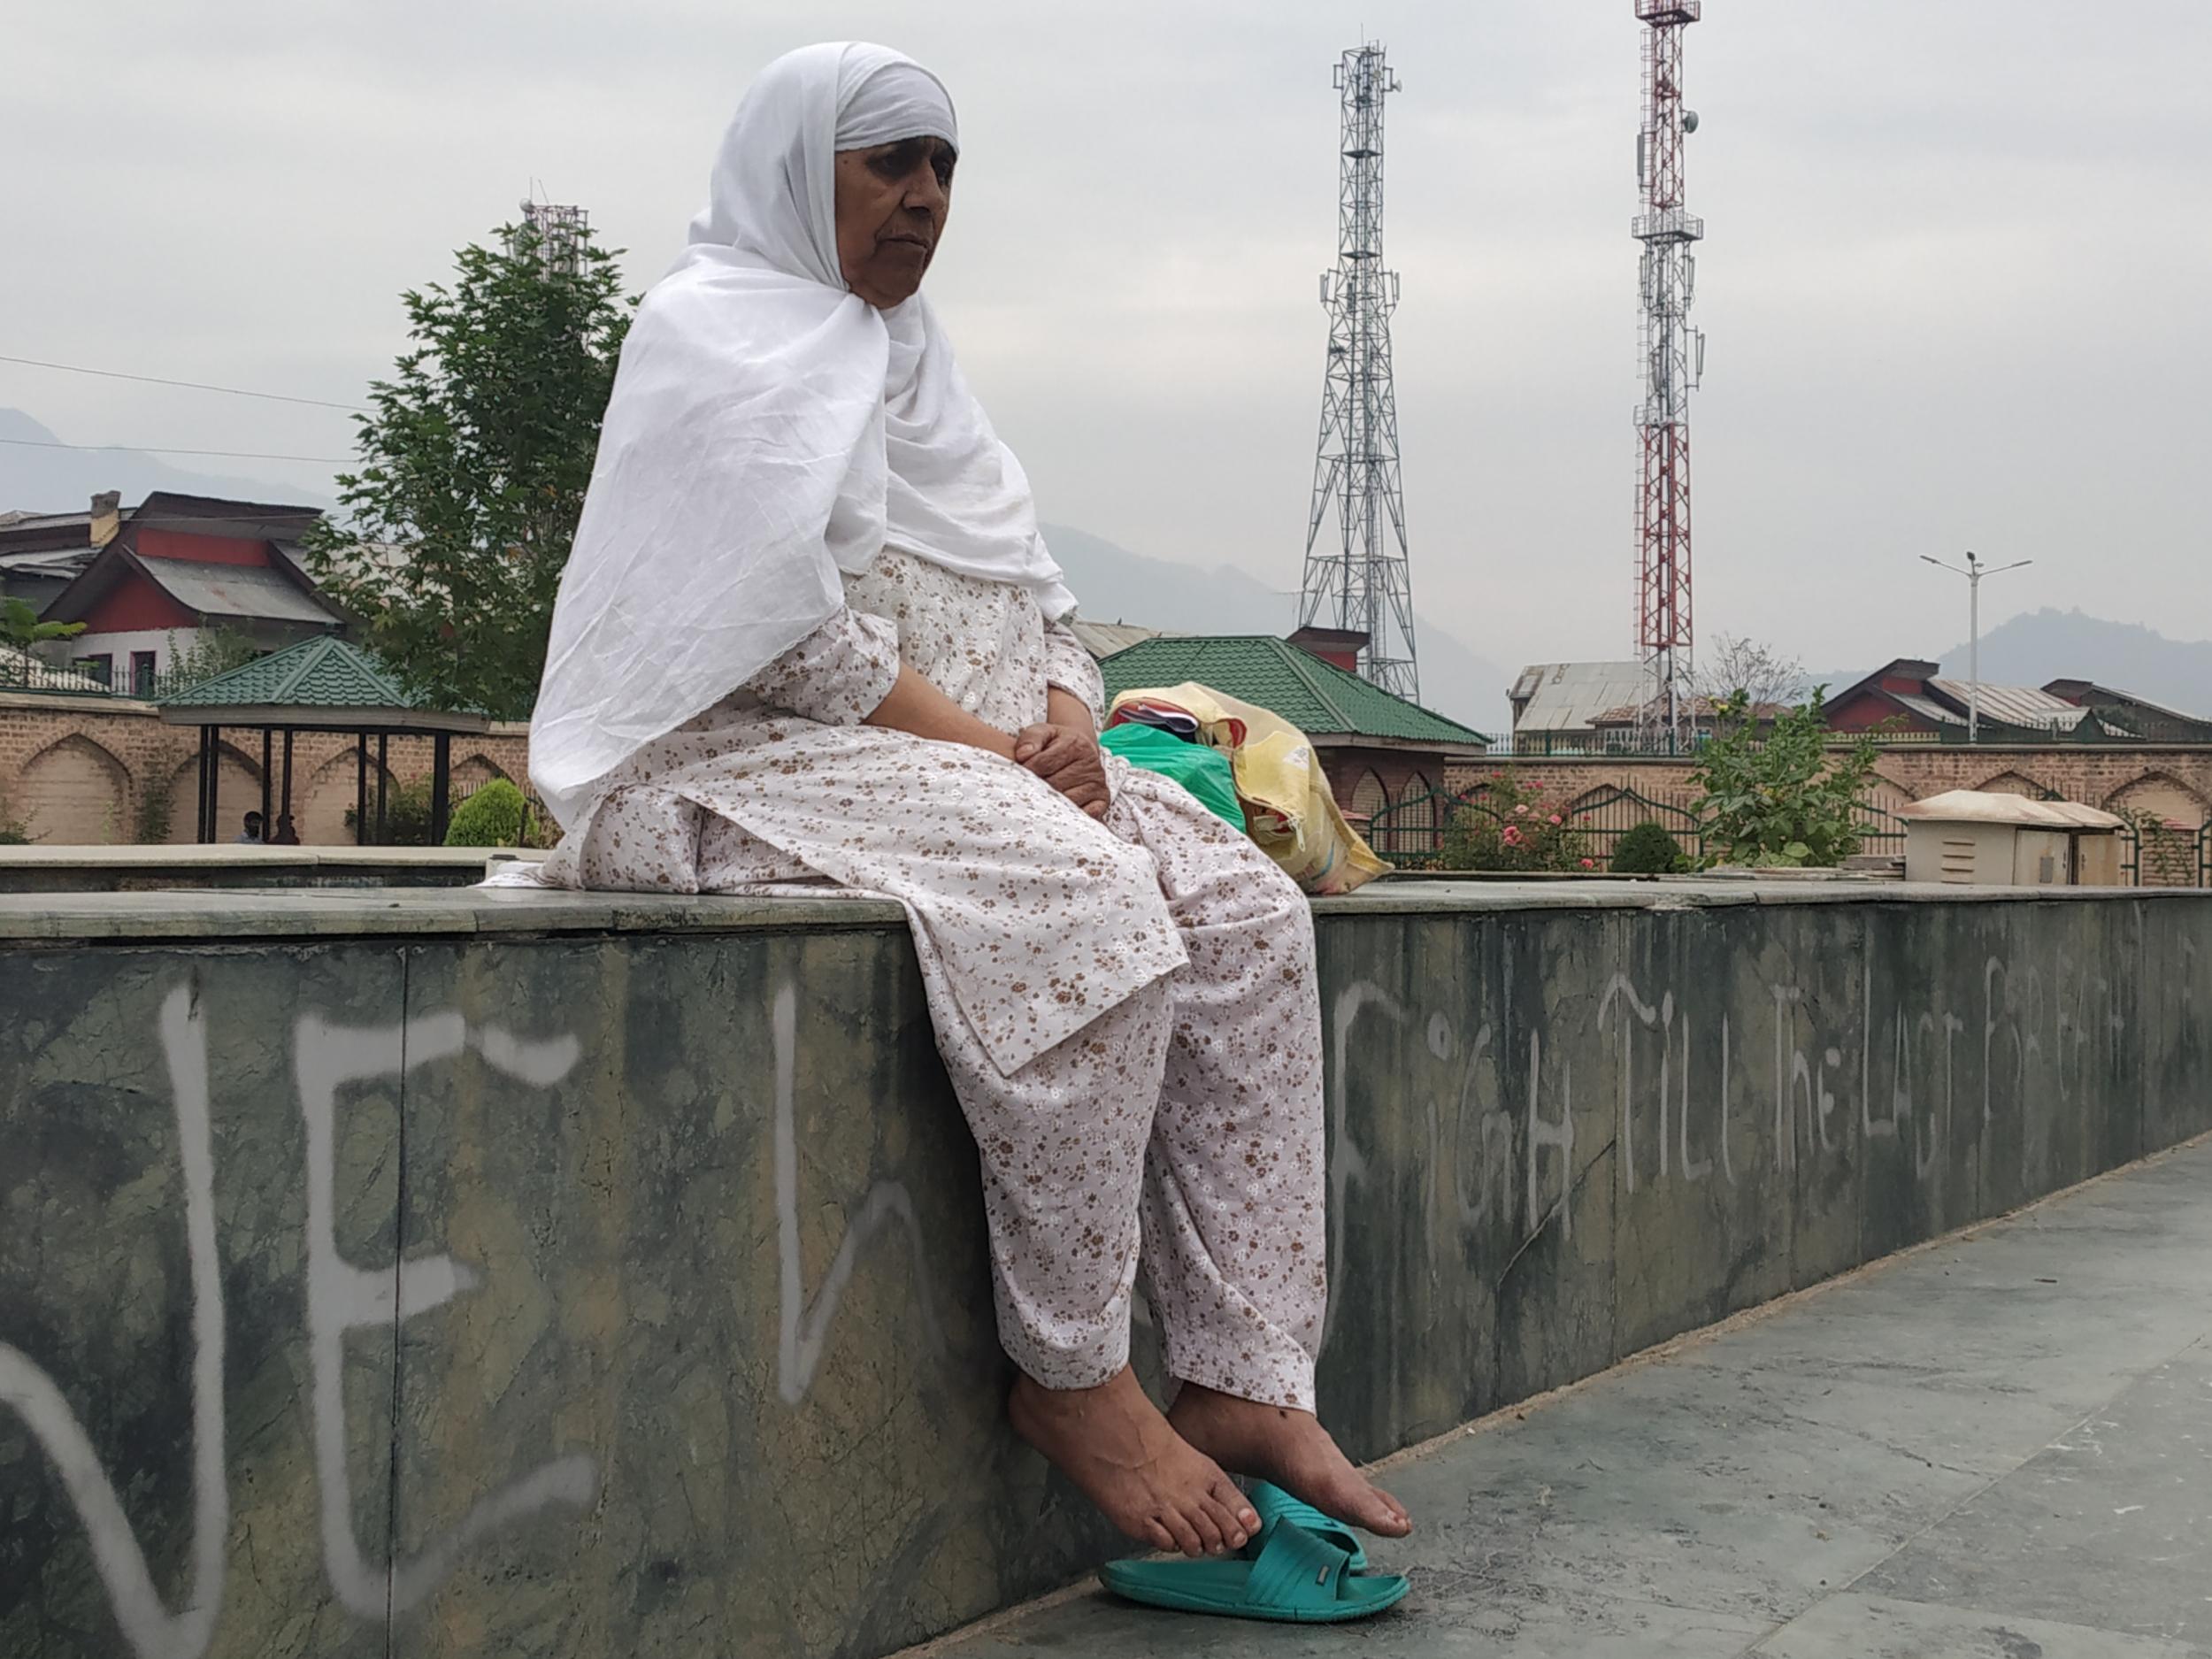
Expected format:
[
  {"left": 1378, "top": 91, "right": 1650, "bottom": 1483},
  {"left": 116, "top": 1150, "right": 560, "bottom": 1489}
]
[
  {"left": 1186, "top": 1504, "right": 1227, "bottom": 1556},
  {"left": 1211, "top": 1478, "right": 1260, "bottom": 1535},
  {"left": 1160, "top": 1509, "right": 1204, "bottom": 1558},
  {"left": 1199, "top": 1492, "right": 1248, "bottom": 1551}
]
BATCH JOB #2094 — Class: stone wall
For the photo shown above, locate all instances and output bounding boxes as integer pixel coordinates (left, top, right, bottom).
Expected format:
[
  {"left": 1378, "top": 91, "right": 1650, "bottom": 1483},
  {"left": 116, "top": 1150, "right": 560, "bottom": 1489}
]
[
  {"left": 0, "top": 695, "right": 532, "bottom": 845},
  {"left": 3, "top": 882, "right": 2207, "bottom": 1659}
]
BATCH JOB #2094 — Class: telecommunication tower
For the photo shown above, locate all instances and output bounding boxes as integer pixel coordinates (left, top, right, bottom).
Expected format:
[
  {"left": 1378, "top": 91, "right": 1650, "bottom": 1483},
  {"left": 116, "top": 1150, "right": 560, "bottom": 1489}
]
[
  {"left": 1299, "top": 42, "right": 1419, "bottom": 702},
  {"left": 1632, "top": 1, "right": 1706, "bottom": 749},
  {"left": 518, "top": 199, "right": 588, "bottom": 273}
]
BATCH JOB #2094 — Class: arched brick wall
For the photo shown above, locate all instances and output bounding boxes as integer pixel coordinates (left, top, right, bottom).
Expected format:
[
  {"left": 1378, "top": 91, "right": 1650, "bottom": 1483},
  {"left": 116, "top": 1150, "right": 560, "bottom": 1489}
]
[
  {"left": 454, "top": 752, "right": 512, "bottom": 791},
  {"left": 2105, "top": 772, "right": 2209, "bottom": 830},
  {"left": 1348, "top": 770, "right": 1388, "bottom": 823},
  {"left": 161, "top": 742, "right": 266, "bottom": 845},
  {"left": 1974, "top": 769, "right": 2052, "bottom": 798},
  {"left": 16, "top": 734, "right": 134, "bottom": 844},
  {"left": 0, "top": 702, "right": 534, "bottom": 845}
]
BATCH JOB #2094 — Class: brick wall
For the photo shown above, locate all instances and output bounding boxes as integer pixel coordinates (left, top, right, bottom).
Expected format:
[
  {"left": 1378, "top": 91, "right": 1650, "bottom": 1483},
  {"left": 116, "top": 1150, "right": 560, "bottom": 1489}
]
[
  {"left": 1318, "top": 744, "right": 1453, "bottom": 822},
  {"left": 0, "top": 695, "right": 532, "bottom": 845},
  {"left": 1445, "top": 746, "right": 2212, "bottom": 826},
  {"left": 14, "top": 690, "right": 2207, "bottom": 852}
]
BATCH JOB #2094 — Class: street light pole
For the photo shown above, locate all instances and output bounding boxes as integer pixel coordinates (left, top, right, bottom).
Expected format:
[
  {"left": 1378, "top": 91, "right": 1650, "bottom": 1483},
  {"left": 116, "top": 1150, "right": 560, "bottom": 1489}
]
[{"left": 1920, "top": 551, "right": 2033, "bottom": 743}]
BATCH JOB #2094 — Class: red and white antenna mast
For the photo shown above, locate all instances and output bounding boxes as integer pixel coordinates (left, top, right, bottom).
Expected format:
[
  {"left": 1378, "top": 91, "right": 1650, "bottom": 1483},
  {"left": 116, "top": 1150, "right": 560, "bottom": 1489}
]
[{"left": 1632, "top": 0, "right": 1706, "bottom": 751}]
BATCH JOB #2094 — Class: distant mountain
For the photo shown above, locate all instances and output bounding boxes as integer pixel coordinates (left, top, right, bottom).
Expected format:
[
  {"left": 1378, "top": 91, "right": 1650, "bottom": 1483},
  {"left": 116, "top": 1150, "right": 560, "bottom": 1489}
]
[
  {"left": 0, "top": 408, "right": 337, "bottom": 515},
  {"left": 1042, "top": 523, "right": 1512, "bottom": 736},
  {"left": 1816, "top": 609, "right": 2212, "bottom": 720}
]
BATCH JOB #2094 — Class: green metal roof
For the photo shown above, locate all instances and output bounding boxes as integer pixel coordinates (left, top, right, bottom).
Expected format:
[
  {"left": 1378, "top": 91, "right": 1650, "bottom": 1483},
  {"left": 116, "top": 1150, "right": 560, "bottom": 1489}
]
[
  {"left": 1099, "top": 636, "right": 1491, "bottom": 748},
  {"left": 156, "top": 635, "right": 426, "bottom": 710}
]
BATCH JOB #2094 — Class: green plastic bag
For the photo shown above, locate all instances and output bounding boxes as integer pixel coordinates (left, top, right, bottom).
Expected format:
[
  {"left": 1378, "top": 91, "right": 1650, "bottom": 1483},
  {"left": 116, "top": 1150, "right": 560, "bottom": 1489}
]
[{"left": 1100, "top": 722, "right": 1245, "bottom": 830}]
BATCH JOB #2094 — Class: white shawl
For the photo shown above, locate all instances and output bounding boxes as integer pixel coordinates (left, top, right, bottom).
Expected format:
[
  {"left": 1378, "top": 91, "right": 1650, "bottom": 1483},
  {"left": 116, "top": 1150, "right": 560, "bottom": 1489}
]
[{"left": 530, "top": 42, "right": 1076, "bottom": 826}]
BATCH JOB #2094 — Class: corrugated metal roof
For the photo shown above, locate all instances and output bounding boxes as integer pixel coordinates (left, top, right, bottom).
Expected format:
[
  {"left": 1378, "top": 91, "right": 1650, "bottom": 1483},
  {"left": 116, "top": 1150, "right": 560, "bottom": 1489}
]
[
  {"left": 1900, "top": 790, "right": 2122, "bottom": 830},
  {"left": 0, "top": 549, "right": 92, "bottom": 578},
  {"left": 141, "top": 558, "right": 342, "bottom": 626},
  {"left": 1101, "top": 636, "right": 1490, "bottom": 747},
  {"left": 1924, "top": 678, "right": 2085, "bottom": 731},
  {"left": 1889, "top": 680, "right": 2089, "bottom": 733},
  {"left": 0, "top": 511, "right": 91, "bottom": 533},
  {"left": 1509, "top": 661, "right": 1650, "bottom": 733},
  {"left": 1067, "top": 619, "right": 1171, "bottom": 658}
]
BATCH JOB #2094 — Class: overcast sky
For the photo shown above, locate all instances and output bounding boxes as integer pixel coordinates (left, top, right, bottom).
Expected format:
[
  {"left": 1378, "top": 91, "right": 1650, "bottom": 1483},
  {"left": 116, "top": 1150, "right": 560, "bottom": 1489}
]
[{"left": 7, "top": 1, "right": 2208, "bottom": 672}]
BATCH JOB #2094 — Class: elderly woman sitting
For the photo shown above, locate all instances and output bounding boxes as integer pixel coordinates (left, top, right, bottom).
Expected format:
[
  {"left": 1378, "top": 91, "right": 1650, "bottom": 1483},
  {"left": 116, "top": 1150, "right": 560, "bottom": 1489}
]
[{"left": 527, "top": 42, "right": 1409, "bottom": 1563}]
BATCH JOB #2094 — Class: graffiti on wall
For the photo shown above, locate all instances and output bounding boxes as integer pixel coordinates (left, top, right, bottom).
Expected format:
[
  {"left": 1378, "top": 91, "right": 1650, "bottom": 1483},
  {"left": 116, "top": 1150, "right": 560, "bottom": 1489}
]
[
  {"left": 2, "top": 922, "right": 2188, "bottom": 1655},
  {"left": 1, "top": 986, "right": 600, "bottom": 1657},
  {"left": 1329, "top": 944, "right": 2145, "bottom": 1256},
  {"left": 772, "top": 980, "right": 941, "bottom": 1405},
  {"left": 0, "top": 974, "right": 947, "bottom": 1657}
]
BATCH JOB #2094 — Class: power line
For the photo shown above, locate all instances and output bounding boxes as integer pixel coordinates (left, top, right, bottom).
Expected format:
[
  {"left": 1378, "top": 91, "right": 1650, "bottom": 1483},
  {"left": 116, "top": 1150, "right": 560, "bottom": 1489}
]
[
  {"left": 0, "top": 435, "right": 351, "bottom": 465},
  {"left": 0, "top": 353, "right": 365, "bottom": 411}
]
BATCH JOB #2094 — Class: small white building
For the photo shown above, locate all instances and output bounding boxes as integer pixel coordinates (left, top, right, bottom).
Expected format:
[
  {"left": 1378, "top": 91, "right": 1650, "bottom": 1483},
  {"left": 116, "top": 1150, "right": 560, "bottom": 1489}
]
[{"left": 1897, "top": 790, "right": 2125, "bottom": 887}]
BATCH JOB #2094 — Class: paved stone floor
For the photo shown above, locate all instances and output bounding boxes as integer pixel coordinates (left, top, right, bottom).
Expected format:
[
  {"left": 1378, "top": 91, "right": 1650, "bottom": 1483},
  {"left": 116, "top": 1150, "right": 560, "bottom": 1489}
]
[{"left": 933, "top": 1136, "right": 2212, "bottom": 1658}]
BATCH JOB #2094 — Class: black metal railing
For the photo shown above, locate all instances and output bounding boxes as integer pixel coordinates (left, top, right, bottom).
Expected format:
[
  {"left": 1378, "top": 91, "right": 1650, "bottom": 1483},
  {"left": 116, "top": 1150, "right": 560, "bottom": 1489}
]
[{"left": 1368, "top": 783, "right": 1916, "bottom": 873}]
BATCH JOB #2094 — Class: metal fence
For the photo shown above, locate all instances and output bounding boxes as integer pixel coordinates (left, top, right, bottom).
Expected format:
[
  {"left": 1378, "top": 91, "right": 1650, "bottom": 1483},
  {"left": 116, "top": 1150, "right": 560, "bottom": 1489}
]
[
  {"left": 1849, "top": 799, "right": 1909, "bottom": 863},
  {"left": 1555, "top": 784, "right": 1703, "bottom": 864},
  {"left": 0, "top": 650, "right": 247, "bottom": 703},
  {"left": 2119, "top": 821, "right": 2212, "bottom": 887},
  {"left": 1367, "top": 782, "right": 1914, "bottom": 873},
  {"left": 1497, "top": 730, "right": 1936, "bottom": 758},
  {"left": 0, "top": 653, "right": 119, "bottom": 698}
]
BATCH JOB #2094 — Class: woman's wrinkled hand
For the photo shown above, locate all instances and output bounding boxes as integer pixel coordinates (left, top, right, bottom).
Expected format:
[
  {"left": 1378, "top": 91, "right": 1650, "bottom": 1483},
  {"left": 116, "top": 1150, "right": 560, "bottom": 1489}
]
[{"left": 1015, "top": 723, "right": 1110, "bottom": 819}]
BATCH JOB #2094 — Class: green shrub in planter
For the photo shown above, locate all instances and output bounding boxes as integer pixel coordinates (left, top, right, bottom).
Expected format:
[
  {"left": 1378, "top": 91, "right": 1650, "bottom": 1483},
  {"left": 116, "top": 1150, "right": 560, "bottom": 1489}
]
[
  {"left": 1610, "top": 820, "right": 1686, "bottom": 875},
  {"left": 444, "top": 779, "right": 527, "bottom": 847}
]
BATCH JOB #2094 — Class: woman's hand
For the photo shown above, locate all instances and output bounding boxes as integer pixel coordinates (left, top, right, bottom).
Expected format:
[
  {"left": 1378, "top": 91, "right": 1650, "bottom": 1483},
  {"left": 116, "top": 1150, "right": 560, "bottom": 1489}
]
[{"left": 1015, "top": 722, "right": 1110, "bottom": 819}]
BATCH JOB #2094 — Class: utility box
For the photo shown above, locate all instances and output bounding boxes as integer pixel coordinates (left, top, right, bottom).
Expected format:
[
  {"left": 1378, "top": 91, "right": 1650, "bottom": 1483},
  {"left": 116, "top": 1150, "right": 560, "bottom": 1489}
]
[{"left": 1898, "top": 790, "right": 2126, "bottom": 887}]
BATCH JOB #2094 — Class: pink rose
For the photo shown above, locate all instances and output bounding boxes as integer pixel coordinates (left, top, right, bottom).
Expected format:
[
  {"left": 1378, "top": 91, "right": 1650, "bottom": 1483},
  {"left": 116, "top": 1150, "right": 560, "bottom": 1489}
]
[
  {"left": 1548, "top": 813, "right": 1563, "bottom": 825},
  {"left": 1514, "top": 804, "right": 1530, "bottom": 816},
  {"left": 1580, "top": 857, "right": 1595, "bottom": 869}
]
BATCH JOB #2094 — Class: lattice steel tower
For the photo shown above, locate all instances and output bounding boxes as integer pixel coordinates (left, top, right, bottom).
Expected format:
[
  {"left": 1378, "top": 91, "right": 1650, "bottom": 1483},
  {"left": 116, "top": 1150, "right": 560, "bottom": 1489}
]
[
  {"left": 1299, "top": 42, "right": 1418, "bottom": 702},
  {"left": 1632, "top": 1, "right": 1706, "bottom": 749},
  {"left": 518, "top": 199, "right": 588, "bottom": 273}
]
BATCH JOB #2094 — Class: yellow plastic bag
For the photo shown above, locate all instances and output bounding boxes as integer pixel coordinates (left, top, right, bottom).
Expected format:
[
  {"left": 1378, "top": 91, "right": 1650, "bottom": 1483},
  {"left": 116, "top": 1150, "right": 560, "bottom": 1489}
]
[{"left": 1108, "top": 681, "right": 1388, "bottom": 895}]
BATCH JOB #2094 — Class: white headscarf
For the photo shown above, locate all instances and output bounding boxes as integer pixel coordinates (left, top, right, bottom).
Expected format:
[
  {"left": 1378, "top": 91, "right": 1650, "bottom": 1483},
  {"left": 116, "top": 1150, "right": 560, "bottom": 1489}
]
[{"left": 530, "top": 41, "right": 1076, "bottom": 826}]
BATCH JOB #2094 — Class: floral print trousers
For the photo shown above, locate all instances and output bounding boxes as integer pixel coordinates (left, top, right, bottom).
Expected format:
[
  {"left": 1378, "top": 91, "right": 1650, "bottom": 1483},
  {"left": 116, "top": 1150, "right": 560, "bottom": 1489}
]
[
  {"left": 526, "top": 549, "right": 1327, "bottom": 1407},
  {"left": 727, "top": 762, "right": 1331, "bottom": 1409}
]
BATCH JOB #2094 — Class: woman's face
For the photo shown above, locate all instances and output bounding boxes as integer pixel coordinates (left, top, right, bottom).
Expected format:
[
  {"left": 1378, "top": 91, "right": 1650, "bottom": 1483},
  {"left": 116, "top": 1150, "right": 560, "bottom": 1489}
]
[{"left": 833, "top": 135, "right": 956, "bottom": 309}]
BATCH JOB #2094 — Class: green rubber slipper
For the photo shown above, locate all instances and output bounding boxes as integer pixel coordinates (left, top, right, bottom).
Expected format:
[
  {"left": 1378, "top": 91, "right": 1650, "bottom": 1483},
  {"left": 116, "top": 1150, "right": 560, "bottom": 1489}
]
[
  {"left": 1242, "top": 1479, "right": 1369, "bottom": 1572},
  {"left": 1097, "top": 1519, "right": 1409, "bottom": 1624}
]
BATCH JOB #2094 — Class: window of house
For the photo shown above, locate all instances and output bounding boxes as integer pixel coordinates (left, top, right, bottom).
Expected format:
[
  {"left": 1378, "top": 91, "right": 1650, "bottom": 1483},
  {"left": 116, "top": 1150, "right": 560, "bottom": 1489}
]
[
  {"left": 73, "top": 655, "right": 112, "bottom": 688},
  {"left": 131, "top": 650, "right": 157, "bottom": 697}
]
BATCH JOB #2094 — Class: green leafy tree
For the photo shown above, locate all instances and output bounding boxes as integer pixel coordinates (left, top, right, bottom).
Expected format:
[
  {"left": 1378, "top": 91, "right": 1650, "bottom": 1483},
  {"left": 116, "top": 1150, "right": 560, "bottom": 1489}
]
[
  {"left": 306, "top": 217, "right": 634, "bottom": 719},
  {"left": 163, "top": 626, "right": 263, "bottom": 687},
  {"left": 2, "top": 597, "right": 84, "bottom": 650},
  {"left": 1689, "top": 689, "right": 1879, "bottom": 868}
]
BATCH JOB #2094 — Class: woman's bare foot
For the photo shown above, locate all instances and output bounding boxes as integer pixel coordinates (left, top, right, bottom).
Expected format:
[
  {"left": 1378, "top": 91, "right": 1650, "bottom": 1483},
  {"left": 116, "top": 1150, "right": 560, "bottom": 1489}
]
[
  {"left": 1009, "top": 1367, "right": 1261, "bottom": 1558},
  {"left": 1167, "top": 1383, "right": 1413, "bottom": 1539}
]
